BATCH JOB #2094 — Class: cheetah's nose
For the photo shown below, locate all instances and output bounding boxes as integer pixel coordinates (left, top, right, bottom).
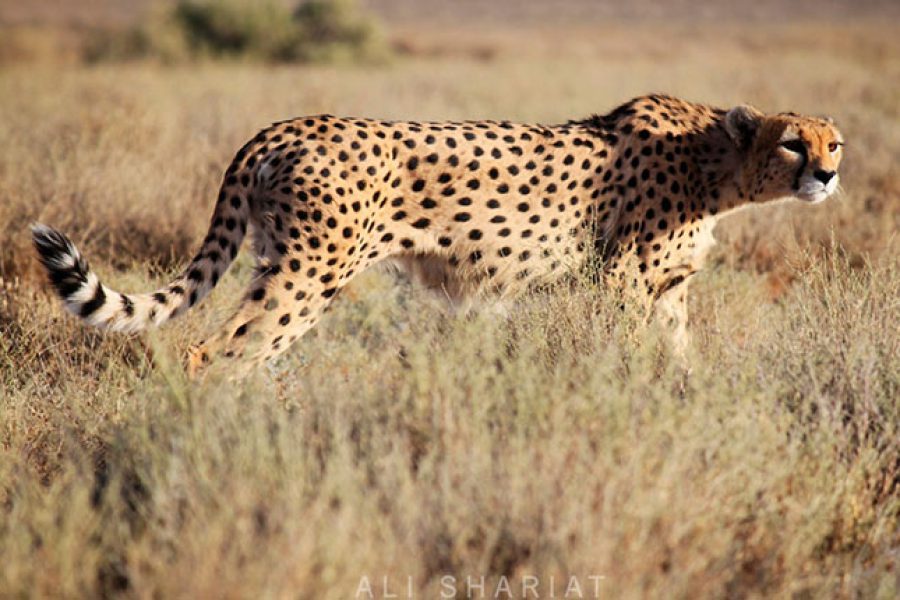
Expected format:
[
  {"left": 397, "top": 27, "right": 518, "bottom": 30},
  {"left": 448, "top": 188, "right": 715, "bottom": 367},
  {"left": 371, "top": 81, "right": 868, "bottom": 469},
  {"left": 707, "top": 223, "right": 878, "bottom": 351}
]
[{"left": 814, "top": 169, "right": 836, "bottom": 185}]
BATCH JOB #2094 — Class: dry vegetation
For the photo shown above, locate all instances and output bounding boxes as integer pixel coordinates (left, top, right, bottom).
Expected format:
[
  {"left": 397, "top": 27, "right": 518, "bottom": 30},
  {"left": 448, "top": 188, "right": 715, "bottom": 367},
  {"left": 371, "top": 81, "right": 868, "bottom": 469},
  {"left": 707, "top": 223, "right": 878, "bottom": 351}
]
[{"left": 0, "top": 13, "right": 899, "bottom": 599}]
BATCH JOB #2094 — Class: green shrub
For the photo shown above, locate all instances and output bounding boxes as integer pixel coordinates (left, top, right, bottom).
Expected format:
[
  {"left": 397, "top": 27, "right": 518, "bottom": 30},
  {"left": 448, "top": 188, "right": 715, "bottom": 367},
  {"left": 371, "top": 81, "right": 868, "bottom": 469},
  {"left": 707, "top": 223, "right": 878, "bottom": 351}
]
[
  {"left": 85, "top": 0, "right": 390, "bottom": 64},
  {"left": 288, "top": 0, "right": 390, "bottom": 62},
  {"left": 175, "top": 0, "right": 304, "bottom": 60}
]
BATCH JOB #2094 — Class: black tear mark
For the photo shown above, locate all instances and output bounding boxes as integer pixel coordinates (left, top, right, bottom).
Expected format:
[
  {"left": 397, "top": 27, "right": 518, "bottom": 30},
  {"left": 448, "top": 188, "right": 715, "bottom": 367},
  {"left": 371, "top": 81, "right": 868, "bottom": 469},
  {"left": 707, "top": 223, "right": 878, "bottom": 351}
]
[{"left": 792, "top": 142, "right": 808, "bottom": 191}]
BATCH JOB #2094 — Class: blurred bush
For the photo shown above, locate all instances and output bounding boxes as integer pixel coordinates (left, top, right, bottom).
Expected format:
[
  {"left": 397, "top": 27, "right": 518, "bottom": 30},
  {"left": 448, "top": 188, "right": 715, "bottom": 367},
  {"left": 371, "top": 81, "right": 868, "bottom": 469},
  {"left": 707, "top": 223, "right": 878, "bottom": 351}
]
[{"left": 84, "top": 0, "right": 390, "bottom": 64}]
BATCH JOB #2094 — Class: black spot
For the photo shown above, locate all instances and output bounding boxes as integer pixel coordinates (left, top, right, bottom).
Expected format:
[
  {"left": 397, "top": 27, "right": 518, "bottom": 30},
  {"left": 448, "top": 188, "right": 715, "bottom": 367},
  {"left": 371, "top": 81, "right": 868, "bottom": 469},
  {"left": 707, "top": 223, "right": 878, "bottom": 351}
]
[{"left": 120, "top": 294, "right": 134, "bottom": 316}]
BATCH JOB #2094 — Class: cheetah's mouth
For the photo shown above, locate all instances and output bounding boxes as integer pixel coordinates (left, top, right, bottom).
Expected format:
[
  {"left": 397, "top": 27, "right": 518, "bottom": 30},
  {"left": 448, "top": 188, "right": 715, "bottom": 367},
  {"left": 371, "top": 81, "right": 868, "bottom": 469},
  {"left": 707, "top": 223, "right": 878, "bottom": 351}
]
[{"left": 796, "top": 175, "right": 839, "bottom": 204}]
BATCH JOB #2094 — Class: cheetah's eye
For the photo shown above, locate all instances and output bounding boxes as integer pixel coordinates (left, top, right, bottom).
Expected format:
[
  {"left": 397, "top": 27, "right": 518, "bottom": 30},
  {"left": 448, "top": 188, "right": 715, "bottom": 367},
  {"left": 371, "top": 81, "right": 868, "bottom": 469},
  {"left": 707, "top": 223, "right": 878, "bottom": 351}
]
[
  {"left": 779, "top": 139, "right": 805, "bottom": 154},
  {"left": 828, "top": 141, "right": 843, "bottom": 153}
]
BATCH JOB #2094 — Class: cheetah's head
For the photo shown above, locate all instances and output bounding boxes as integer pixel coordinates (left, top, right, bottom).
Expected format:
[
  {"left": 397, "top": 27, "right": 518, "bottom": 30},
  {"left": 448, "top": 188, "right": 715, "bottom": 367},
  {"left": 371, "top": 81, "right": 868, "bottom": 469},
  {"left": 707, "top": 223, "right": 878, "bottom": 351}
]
[{"left": 724, "top": 105, "right": 844, "bottom": 204}]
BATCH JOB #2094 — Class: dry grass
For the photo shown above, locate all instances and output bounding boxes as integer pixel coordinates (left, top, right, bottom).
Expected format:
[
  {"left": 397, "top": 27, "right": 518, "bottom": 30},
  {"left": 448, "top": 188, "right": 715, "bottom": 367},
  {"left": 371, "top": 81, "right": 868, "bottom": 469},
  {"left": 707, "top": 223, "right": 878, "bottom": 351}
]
[{"left": 0, "top": 21, "right": 899, "bottom": 598}]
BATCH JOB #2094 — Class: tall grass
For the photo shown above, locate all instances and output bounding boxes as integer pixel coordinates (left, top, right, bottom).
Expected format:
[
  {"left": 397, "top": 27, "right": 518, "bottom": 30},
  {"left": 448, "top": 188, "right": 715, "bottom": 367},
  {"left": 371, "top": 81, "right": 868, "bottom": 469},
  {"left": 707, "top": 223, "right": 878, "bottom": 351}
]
[
  {"left": 0, "top": 22, "right": 898, "bottom": 598},
  {"left": 2, "top": 254, "right": 897, "bottom": 597}
]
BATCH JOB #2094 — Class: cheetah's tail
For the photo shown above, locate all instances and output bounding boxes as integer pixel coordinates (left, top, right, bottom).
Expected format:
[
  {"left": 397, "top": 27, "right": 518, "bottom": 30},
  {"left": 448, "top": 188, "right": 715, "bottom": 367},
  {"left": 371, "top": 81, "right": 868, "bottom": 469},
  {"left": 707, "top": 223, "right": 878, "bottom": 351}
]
[{"left": 31, "top": 199, "right": 248, "bottom": 333}]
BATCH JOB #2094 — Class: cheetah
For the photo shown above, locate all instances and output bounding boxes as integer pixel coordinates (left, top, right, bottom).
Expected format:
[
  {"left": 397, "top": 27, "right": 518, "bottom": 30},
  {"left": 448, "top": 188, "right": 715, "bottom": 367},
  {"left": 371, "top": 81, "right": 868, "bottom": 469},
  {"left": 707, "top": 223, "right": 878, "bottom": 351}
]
[{"left": 32, "top": 94, "right": 843, "bottom": 374}]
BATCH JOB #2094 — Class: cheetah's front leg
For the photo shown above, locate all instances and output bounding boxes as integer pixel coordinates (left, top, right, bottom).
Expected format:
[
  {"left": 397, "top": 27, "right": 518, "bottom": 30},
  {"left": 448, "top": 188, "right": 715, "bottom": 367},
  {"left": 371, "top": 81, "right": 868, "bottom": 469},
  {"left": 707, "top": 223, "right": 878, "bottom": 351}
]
[{"left": 655, "top": 282, "right": 690, "bottom": 359}]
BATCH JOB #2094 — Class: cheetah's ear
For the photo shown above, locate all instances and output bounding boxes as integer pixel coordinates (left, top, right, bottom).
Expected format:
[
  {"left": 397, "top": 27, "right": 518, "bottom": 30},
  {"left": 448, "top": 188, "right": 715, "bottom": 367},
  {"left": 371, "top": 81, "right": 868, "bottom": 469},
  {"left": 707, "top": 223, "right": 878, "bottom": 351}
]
[{"left": 724, "top": 105, "right": 764, "bottom": 152}]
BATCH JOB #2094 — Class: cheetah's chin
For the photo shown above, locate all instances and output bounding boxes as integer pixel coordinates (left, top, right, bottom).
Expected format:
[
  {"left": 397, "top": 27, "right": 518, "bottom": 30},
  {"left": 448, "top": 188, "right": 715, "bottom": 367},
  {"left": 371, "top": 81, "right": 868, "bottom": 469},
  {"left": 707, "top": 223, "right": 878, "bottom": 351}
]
[{"left": 798, "top": 191, "right": 830, "bottom": 204}]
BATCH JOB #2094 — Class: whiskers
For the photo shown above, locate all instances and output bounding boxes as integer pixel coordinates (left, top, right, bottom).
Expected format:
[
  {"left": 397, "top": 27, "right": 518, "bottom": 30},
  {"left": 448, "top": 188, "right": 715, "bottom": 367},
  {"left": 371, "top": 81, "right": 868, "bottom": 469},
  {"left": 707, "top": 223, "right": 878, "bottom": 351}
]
[{"left": 832, "top": 181, "right": 848, "bottom": 202}]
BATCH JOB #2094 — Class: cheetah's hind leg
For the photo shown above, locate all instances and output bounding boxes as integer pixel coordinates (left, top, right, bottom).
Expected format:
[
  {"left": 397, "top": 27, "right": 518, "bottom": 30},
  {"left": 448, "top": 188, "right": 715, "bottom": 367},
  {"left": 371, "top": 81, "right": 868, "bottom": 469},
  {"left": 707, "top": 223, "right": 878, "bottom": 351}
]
[{"left": 186, "top": 264, "right": 348, "bottom": 379}]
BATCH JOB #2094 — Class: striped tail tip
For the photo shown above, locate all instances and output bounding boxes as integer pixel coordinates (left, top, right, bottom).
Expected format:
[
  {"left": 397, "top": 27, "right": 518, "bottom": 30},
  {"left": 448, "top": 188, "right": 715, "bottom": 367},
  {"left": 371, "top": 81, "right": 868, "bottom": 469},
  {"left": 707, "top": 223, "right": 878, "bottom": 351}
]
[{"left": 31, "top": 223, "right": 105, "bottom": 319}]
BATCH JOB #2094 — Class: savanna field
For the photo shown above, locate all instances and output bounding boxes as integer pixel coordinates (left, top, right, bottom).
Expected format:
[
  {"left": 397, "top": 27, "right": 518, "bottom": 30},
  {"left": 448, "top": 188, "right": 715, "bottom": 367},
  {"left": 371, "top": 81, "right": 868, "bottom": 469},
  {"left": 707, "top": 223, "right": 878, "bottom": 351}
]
[{"left": 0, "top": 1, "right": 899, "bottom": 597}]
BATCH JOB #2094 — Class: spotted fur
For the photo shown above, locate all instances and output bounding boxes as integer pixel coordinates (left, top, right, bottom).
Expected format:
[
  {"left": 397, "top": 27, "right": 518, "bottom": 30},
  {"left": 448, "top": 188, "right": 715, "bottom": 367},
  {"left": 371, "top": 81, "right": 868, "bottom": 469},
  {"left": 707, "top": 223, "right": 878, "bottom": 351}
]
[{"left": 31, "top": 94, "right": 843, "bottom": 373}]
